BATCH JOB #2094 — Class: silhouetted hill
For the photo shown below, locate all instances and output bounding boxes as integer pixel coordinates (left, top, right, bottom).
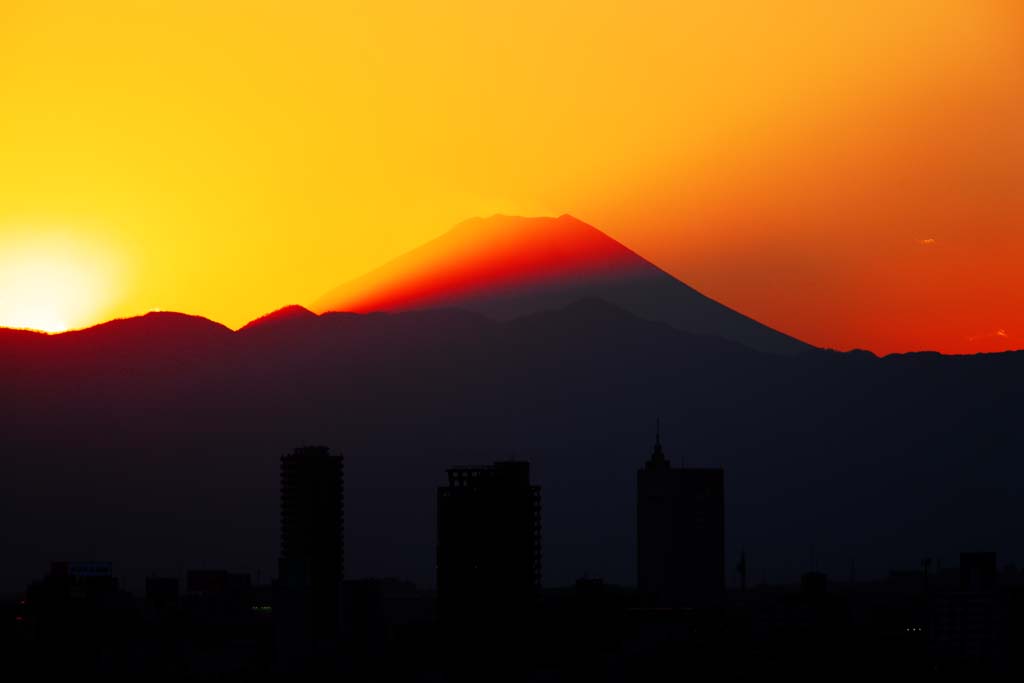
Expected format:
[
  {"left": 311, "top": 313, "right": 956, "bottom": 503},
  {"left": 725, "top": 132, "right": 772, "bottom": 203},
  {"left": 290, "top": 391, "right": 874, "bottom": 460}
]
[
  {"left": 1, "top": 301, "right": 1022, "bottom": 595},
  {"left": 506, "top": 297, "right": 753, "bottom": 359},
  {"left": 0, "top": 328, "right": 47, "bottom": 356},
  {"left": 239, "top": 305, "right": 318, "bottom": 332},
  {"left": 315, "top": 214, "right": 809, "bottom": 355}
]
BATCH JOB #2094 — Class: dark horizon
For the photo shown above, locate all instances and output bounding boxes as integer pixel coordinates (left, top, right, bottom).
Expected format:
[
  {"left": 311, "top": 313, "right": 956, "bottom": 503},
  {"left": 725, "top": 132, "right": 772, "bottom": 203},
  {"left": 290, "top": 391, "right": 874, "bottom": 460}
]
[
  {"left": 6, "top": 299, "right": 1024, "bottom": 359},
  {"left": 3, "top": 297, "right": 1022, "bottom": 597}
]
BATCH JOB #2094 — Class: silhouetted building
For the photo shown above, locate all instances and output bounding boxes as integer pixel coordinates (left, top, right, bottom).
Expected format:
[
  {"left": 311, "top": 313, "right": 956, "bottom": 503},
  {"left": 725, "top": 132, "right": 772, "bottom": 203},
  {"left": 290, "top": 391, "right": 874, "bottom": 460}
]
[
  {"left": 933, "top": 551, "right": 1005, "bottom": 669},
  {"left": 340, "top": 578, "right": 431, "bottom": 666},
  {"left": 801, "top": 571, "right": 828, "bottom": 596},
  {"left": 145, "top": 576, "right": 179, "bottom": 610},
  {"left": 276, "top": 445, "right": 344, "bottom": 671},
  {"left": 637, "top": 426, "right": 724, "bottom": 607},
  {"left": 187, "top": 569, "right": 252, "bottom": 596},
  {"left": 437, "top": 460, "right": 541, "bottom": 620},
  {"left": 182, "top": 570, "right": 253, "bottom": 624},
  {"left": 961, "top": 552, "right": 998, "bottom": 593},
  {"left": 18, "top": 561, "right": 137, "bottom": 673}
]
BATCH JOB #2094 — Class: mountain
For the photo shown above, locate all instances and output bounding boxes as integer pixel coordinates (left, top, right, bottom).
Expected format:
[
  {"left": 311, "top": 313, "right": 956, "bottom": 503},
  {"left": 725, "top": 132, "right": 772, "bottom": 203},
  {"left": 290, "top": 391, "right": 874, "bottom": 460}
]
[
  {"left": 2, "top": 301, "right": 1023, "bottom": 596},
  {"left": 239, "top": 304, "right": 318, "bottom": 332},
  {"left": 314, "top": 214, "right": 809, "bottom": 355}
]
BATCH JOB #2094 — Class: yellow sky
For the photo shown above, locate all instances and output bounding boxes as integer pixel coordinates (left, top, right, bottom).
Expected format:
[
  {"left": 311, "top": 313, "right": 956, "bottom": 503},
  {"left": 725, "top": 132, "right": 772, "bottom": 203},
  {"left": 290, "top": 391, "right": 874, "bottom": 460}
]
[{"left": 1, "top": 1, "right": 1022, "bottom": 353}]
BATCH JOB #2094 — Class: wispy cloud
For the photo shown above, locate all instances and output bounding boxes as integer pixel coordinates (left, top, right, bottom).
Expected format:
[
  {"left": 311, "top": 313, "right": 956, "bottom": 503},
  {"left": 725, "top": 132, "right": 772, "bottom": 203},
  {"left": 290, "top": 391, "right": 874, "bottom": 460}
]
[
  {"left": 968, "top": 328, "right": 1010, "bottom": 342},
  {"left": 918, "top": 238, "right": 936, "bottom": 246}
]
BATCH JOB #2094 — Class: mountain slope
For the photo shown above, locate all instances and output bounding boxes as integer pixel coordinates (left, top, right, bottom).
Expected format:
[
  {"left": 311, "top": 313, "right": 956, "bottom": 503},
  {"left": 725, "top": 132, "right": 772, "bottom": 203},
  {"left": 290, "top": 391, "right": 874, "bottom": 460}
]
[
  {"left": 315, "top": 214, "right": 810, "bottom": 355},
  {"left": 239, "top": 305, "right": 318, "bottom": 332}
]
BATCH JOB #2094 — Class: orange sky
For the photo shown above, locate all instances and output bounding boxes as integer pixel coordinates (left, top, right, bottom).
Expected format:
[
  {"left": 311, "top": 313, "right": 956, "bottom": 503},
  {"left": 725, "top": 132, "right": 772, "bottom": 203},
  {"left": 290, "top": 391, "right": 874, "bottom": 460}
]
[{"left": 0, "top": 1, "right": 1021, "bottom": 354}]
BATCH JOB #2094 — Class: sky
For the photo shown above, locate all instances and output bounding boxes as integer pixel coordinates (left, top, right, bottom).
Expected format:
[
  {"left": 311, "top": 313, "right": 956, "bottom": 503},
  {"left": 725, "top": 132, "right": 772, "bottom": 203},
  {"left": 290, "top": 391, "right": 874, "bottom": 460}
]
[{"left": 0, "top": 1, "right": 1021, "bottom": 354}]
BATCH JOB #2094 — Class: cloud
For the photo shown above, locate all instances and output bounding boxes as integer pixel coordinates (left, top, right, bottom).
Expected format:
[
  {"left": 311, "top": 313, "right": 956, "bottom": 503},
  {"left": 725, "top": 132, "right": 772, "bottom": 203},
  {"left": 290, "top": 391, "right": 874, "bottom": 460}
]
[
  {"left": 918, "top": 238, "right": 936, "bottom": 246},
  {"left": 968, "top": 328, "right": 1010, "bottom": 342}
]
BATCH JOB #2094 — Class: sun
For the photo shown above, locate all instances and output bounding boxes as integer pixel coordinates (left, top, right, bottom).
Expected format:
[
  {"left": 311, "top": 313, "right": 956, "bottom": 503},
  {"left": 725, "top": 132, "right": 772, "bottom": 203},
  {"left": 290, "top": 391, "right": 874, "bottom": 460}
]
[{"left": 0, "top": 233, "right": 115, "bottom": 333}]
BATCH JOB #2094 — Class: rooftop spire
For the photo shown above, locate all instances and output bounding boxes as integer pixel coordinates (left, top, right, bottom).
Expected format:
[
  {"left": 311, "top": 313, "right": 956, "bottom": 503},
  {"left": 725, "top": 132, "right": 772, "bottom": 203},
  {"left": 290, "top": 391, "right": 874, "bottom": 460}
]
[{"left": 651, "top": 418, "right": 666, "bottom": 463}]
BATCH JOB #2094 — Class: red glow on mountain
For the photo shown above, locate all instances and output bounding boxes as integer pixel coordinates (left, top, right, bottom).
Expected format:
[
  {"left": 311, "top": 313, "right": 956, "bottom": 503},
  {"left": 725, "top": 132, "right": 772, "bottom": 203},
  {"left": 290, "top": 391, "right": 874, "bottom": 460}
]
[
  {"left": 316, "top": 213, "right": 809, "bottom": 354},
  {"left": 239, "top": 305, "right": 317, "bottom": 331},
  {"left": 317, "top": 214, "right": 646, "bottom": 314}
]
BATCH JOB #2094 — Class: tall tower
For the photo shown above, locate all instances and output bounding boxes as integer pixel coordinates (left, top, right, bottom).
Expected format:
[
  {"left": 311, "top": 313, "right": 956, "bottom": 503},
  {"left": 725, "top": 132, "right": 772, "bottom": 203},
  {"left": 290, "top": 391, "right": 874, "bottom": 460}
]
[
  {"left": 637, "top": 425, "right": 724, "bottom": 607},
  {"left": 437, "top": 460, "right": 541, "bottom": 621},
  {"left": 278, "top": 445, "right": 344, "bottom": 632}
]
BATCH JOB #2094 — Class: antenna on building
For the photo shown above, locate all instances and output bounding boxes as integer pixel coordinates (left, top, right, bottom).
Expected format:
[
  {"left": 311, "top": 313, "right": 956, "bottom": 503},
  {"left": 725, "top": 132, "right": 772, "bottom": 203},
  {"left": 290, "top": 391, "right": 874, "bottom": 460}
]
[
  {"left": 737, "top": 549, "right": 748, "bottom": 591},
  {"left": 651, "top": 417, "right": 667, "bottom": 464}
]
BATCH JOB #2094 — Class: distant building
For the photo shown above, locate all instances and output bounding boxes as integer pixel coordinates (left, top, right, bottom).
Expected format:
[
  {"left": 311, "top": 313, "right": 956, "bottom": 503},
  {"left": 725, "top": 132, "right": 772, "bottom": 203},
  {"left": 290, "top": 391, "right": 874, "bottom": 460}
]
[
  {"left": 276, "top": 445, "right": 344, "bottom": 670},
  {"left": 437, "top": 460, "right": 541, "bottom": 619},
  {"left": 636, "top": 425, "right": 724, "bottom": 607},
  {"left": 21, "top": 561, "right": 134, "bottom": 629},
  {"left": 182, "top": 569, "right": 254, "bottom": 625},
  {"left": 145, "top": 576, "right": 179, "bottom": 610},
  {"left": 961, "top": 552, "right": 998, "bottom": 593},
  {"left": 186, "top": 569, "right": 252, "bottom": 596},
  {"left": 341, "top": 578, "right": 431, "bottom": 663},
  {"left": 16, "top": 561, "right": 137, "bottom": 673},
  {"left": 932, "top": 551, "right": 1005, "bottom": 668}
]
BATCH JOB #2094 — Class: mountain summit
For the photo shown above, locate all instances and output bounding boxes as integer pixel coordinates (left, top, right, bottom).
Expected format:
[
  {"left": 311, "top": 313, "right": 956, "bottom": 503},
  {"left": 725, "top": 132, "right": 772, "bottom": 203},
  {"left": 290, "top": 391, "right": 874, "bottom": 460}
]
[{"left": 315, "top": 214, "right": 809, "bottom": 354}]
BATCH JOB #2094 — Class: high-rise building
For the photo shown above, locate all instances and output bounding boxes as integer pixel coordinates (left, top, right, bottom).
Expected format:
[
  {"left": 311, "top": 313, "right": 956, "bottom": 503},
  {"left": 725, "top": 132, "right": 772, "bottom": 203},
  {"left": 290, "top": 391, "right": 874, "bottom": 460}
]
[
  {"left": 437, "top": 460, "right": 541, "bottom": 619},
  {"left": 637, "top": 426, "right": 724, "bottom": 607},
  {"left": 278, "top": 445, "right": 344, "bottom": 636}
]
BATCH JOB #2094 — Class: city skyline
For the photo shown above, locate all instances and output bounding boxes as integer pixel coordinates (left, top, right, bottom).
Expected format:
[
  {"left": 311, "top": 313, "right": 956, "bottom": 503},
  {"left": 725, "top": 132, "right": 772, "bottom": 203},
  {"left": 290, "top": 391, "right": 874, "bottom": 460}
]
[{"left": 3, "top": 2, "right": 1022, "bottom": 676}]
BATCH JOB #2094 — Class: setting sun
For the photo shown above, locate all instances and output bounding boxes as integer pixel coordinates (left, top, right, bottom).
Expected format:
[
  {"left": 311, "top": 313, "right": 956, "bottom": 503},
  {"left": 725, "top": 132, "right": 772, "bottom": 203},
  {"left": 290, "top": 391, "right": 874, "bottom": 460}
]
[{"left": 0, "top": 232, "right": 117, "bottom": 333}]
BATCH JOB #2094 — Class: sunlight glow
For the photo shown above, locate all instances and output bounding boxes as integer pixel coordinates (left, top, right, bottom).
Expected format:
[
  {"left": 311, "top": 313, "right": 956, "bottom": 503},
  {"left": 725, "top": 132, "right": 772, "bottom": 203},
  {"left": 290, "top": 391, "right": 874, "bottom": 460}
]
[
  {"left": 0, "top": 233, "right": 116, "bottom": 333},
  {"left": 0, "top": 2, "right": 1021, "bottom": 352}
]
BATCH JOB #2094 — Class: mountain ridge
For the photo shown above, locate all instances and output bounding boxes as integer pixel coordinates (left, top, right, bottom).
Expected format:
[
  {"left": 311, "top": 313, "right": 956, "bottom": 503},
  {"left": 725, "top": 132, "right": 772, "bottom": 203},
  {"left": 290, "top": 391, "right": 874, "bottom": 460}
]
[
  {"left": 1, "top": 297, "right": 1018, "bottom": 361},
  {"left": 314, "top": 214, "right": 810, "bottom": 355}
]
